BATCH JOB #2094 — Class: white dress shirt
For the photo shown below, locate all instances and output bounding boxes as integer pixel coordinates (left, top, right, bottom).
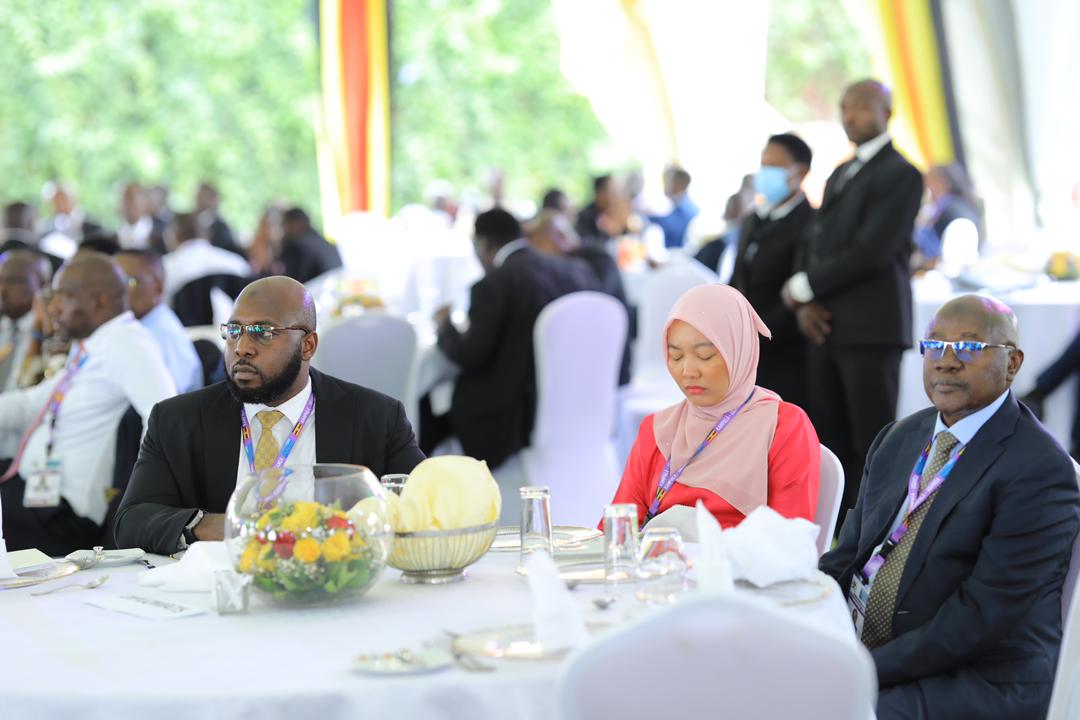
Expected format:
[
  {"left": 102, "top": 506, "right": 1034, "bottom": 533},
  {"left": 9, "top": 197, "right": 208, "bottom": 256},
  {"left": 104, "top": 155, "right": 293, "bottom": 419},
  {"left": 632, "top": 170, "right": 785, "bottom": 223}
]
[
  {"left": 235, "top": 375, "right": 317, "bottom": 488},
  {"left": 140, "top": 303, "right": 202, "bottom": 393},
  {"left": 162, "top": 239, "right": 251, "bottom": 303},
  {"left": 0, "top": 312, "right": 176, "bottom": 524},
  {"left": 118, "top": 216, "right": 154, "bottom": 250},
  {"left": 0, "top": 312, "right": 36, "bottom": 457},
  {"left": 492, "top": 238, "right": 530, "bottom": 268}
]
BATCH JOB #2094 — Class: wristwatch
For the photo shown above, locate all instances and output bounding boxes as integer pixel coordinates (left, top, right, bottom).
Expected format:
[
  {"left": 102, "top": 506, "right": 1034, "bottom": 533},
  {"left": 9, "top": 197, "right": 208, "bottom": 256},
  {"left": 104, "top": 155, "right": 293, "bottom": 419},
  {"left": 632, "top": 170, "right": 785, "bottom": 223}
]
[{"left": 179, "top": 509, "right": 205, "bottom": 550}]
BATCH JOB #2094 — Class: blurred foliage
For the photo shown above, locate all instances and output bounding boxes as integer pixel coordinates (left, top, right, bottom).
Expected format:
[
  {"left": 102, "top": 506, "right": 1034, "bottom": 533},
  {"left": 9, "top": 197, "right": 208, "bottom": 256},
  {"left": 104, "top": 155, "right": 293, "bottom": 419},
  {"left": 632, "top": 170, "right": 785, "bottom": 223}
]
[
  {"left": 0, "top": 0, "right": 321, "bottom": 236},
  {"left": 0, "top": 0, "right": 612, "bottom": 236},
  {"left": 765, "top": 0, "right": 873, "bottom": 122},
  {"left": 389, "top": 0, "right": 610, "bottom": 212}
]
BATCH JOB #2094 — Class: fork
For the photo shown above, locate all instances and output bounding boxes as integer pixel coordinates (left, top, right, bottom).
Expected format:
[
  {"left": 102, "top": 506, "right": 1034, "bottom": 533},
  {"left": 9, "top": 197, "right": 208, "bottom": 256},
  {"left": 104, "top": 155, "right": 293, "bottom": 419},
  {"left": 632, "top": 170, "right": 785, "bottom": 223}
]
[{"left": 31, "top": 575, "right": 110, "bottom": 596}]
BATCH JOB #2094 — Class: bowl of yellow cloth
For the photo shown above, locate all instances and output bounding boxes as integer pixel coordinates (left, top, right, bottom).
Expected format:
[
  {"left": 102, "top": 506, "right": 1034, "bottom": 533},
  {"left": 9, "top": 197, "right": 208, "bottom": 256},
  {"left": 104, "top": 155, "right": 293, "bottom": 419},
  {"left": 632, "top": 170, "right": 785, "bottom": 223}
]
[{"left": 378, "top": 456, "right": 502, "bottom": 584}]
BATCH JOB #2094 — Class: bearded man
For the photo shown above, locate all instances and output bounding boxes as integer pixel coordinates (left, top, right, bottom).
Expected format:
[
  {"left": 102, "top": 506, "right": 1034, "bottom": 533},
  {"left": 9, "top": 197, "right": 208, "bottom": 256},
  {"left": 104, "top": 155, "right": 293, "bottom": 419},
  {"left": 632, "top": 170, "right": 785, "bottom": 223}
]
[{"left": 113, "top": 276, "right": 424, "bottom": 554}]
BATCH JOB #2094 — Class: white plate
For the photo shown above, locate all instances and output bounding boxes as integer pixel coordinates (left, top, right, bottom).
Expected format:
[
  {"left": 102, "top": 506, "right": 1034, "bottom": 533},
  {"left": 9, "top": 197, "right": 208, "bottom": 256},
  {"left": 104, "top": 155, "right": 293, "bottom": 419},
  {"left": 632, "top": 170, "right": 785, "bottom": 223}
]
[
  {"left": 452, "top": 622, "right": 610, "bottom": 660},
  {"left": 490, "top": 526, "right": 602, "bottom": 552},
  {"left": 735, "top": 571, "right": 834, "bottom": 607},
  {"left": 352, "top": 648, "right": 452, "bottom": 675},
  {"left": 0, "top": 560, "right": 79, "bottom": 590},
  {"left": 65, "top": 548, "right": 146, "bottom": 568}
]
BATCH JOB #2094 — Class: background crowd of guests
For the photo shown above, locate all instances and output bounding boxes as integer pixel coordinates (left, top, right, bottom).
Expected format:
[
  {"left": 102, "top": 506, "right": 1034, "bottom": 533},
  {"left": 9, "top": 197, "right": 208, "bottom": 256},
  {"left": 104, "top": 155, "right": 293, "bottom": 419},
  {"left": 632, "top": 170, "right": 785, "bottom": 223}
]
[{"left": 0, "top": 76, "right": 1077, "bottom": 719}]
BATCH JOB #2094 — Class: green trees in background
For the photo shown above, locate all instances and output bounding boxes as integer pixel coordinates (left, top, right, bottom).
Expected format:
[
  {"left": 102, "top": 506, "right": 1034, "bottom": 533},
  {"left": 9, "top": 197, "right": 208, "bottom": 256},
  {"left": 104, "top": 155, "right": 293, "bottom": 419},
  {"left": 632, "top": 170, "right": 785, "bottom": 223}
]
[
  {"left": 0, "top": 0, "right": 321, "bottom": 236},
  {"left": 0, "top": 0, "right": 610, "bottom": 236},
  {"left": 390, "top": 0, "right": 610, "bottom": 212}
]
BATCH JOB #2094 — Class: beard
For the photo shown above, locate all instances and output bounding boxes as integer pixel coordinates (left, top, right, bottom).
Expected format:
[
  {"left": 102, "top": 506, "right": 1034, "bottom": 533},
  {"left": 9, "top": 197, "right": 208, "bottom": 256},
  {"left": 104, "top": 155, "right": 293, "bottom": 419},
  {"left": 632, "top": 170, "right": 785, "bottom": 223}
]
[{"left": 226, "top": 345, "right": 305, "bottom": 405}]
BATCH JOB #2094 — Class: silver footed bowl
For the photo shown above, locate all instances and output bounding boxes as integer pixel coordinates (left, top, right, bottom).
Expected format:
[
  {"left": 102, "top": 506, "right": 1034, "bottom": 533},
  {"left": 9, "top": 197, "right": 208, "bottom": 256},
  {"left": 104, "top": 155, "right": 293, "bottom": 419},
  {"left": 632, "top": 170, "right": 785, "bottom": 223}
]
[{"left": 388, "top": 522, "right": 498, "bottom": 584}]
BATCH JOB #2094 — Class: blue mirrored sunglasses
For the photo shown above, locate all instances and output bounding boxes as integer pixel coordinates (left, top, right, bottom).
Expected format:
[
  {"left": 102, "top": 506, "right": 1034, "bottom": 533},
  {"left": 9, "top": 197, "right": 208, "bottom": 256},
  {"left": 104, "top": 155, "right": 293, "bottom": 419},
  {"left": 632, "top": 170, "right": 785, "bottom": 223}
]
[{"left": 919, "top": 339, "right": 1014, "bottom": 362}]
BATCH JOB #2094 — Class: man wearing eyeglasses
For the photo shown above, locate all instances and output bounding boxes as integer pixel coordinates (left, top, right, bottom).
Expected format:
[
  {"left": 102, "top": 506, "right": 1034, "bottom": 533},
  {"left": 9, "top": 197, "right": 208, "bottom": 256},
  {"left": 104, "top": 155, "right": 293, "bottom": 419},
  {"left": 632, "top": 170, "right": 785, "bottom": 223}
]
[
  {"left": 820, "top": 294, "right": 1080, "bottom": 720},
  {"left": 113, "top": 276, "right": 424, "bottom": 554}
]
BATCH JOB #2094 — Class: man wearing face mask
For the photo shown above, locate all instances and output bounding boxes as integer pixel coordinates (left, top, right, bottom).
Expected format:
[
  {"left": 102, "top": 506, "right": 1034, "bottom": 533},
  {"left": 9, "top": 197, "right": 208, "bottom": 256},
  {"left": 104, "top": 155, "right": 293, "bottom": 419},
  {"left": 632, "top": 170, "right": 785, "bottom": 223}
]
[
  {"left": 782, "top": 79, "right": 923, "bottom": 518},
  {"left": 729, "top": 133, "right": 814, "bottom": 409}
]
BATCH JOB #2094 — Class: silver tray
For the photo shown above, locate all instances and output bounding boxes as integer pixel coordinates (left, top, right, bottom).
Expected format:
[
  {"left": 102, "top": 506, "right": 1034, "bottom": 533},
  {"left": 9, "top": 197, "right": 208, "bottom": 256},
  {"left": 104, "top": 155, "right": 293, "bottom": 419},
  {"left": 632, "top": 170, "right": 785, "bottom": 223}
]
[
  {"left": 490, "top": 525, "right": 602, "bottom": 552},
  {"left": 0, "top": 560, "right": 79, "bottom": 590}
]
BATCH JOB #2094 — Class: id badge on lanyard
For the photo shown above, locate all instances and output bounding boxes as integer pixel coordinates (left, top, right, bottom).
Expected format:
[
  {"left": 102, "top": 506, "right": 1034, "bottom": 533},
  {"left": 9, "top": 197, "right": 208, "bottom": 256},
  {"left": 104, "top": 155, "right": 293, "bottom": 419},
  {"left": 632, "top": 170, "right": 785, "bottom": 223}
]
[
  {"left": 847, "top": 574, "right": 870, "bottom": 637},
  {"left": 24, "top": 459, "right": 62, "bottom": 508}
]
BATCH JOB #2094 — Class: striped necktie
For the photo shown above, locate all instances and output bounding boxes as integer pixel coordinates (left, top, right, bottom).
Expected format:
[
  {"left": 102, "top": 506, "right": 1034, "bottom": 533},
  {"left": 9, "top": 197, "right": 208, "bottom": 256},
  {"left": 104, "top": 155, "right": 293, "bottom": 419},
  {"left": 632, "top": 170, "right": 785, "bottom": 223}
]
[{"left": 861, "top": 430, "right": 959, "bottom": 648}]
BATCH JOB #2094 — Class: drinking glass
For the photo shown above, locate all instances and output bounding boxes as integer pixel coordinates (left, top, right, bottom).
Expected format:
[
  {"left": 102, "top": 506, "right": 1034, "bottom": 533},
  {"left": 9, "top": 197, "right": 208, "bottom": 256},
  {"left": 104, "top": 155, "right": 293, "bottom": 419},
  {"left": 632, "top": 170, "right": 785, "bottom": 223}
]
[
  {"left": 379, "top": 474, "right": 409, "bottom": 496},
  {"left": 603, "top": 504, "right": 639, "bottom": 597},
  {"left": 635, "top": 527, "right": 688, "bottom": 604},
  {"left": 518, "top": 486, "right": 553, "bottom": 572}
]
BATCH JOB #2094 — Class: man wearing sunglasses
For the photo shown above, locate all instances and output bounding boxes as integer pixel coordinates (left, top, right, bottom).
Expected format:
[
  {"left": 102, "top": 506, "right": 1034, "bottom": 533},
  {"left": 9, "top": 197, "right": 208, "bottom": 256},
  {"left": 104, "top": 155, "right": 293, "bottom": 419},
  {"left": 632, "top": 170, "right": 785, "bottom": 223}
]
[
  {"left": 114, "top": 276, "right": 424, "bottom": 554},
  {"left": 821, "top": 294, "right": 1079, "bottom": 719}
]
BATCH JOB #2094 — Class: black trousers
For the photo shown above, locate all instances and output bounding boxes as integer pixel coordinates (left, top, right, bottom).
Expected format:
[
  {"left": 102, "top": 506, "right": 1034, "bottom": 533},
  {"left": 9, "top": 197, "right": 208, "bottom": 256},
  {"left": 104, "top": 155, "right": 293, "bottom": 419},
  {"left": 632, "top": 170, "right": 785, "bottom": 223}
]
[
  {"left": 807, "top": 344, "right": 903, "bottom": 519},
  {"left": 0, "top": 471, "right": 101, "bottom": 557},
  {"left": 1035, "top": 329, "right": 1080, "bottom": 451}
]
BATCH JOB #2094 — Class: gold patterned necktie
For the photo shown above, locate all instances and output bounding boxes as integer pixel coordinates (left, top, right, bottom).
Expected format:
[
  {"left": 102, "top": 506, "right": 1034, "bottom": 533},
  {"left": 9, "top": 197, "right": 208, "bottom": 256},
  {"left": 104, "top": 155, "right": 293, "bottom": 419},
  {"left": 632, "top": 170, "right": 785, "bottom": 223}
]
[
  {"left": 253, "top": 410, "right": 285, "bottom": 471},
  {"left": 861, "top": 430, "right": 960, "bottom": 648}
]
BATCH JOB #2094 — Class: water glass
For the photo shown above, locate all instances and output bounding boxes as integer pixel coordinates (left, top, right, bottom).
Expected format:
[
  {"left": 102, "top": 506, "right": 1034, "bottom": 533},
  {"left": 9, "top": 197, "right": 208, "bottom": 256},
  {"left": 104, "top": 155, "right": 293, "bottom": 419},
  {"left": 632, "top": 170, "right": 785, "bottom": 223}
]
[
  {"left": 518, "top": 486, "right": 553, "bottom": 571},
  {"left": 603, "top": 504, "right": 639, "bottom": 595},
  {"left": 379, "top": 474, "right": 409, "bottom": 496},
  {"left": 213, "top": 569, "right": 251, "bottom": 615},
  {"left": 636, "top": 527, "right": 689, "bottom": 604}
]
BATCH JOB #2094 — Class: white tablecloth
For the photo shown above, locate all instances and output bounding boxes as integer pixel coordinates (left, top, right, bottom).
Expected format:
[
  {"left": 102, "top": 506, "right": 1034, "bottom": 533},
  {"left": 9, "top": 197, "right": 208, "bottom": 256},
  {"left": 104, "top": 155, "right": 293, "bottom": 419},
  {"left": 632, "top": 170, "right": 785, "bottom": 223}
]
[
  {"left": 0, "top": 550, "right": 861, "bottom": 720},
  {"left": 898, "top": 278, "right": 1080, "bottom": 447}
]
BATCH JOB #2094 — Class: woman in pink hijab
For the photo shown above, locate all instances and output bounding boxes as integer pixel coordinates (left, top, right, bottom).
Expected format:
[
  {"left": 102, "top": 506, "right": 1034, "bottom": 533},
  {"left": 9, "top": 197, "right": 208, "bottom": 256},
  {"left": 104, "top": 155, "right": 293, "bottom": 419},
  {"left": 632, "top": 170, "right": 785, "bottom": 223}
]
[{"left": 609, "top": 284, "right": 820, "bottom": 528}]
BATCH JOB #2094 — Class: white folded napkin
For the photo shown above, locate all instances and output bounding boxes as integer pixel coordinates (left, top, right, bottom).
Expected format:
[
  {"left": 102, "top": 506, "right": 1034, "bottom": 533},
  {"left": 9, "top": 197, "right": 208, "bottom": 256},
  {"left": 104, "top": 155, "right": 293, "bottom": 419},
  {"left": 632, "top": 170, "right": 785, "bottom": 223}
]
[
  {"left": 524, "top": 552, "right": 589, "bottom": 651},
  {"left": 695, "top": 501, "right": 734, "bottom": 594},
  {"left": 0, "top": 492, "right": 15, "bottom": 579},
  {"left": 723, "top": 506, "right": 819, "bottom": 587},
  {"left": 138, "top": 541, "right": 232, "bottom": 593},
  {"left": 644, "top": 504, "right": 699, "bottom": 542}
]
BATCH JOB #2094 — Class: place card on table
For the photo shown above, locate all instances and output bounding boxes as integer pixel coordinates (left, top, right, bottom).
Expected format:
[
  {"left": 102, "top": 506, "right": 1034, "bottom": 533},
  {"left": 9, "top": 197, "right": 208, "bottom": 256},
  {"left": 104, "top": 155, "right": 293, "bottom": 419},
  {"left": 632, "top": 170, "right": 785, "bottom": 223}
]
[
  {"left": 86, "top": 594, "right": 208, "bottom": 621},
  {"left": 7, "top": 548, "right": 55, "bottom": 575}
]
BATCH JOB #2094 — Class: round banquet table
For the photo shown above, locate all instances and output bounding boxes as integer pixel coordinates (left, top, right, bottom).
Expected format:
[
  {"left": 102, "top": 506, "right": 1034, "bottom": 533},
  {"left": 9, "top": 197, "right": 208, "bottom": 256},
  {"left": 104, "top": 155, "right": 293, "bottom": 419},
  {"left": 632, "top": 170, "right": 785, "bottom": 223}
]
[
  {"left": 0, "top": 548, "right": 863, "bottom": 720},
  {"left": 898, "top": 278, "right": 1080, "bottom": 447}
]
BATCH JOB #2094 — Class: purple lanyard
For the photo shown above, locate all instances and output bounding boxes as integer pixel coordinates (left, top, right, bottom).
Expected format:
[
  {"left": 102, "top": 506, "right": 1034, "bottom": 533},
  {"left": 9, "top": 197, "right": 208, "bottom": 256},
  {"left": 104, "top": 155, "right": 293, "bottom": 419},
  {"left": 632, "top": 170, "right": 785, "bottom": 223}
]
[
  {"left": 646, "top": 390, "right": 756, "bottom": 521},
  {"left": 240, "top": 392, "right": 315, "bottom": 476},
  {"left": 45, "top": 348, "right": 90, "bottom": 461},
  {"left": 860, "top": 436, "right": 965, "bottom": 580}
]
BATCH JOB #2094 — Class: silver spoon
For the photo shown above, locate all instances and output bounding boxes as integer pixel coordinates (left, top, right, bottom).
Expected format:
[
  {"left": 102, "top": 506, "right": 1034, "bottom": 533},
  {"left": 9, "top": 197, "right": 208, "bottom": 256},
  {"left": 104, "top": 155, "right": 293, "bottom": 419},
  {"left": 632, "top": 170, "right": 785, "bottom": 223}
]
[
  {"left": 441, "top": 629, "right": 494, "bottom": 672},
  {"left": 31, "top": 575, "right": 110, "bottom": 596}
]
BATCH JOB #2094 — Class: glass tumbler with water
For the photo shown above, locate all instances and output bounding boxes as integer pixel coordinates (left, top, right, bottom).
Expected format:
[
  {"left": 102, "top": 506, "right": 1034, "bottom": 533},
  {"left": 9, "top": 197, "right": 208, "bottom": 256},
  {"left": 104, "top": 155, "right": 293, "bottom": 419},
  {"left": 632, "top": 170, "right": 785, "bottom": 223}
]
[
  {"left": 518, "top": 486, "right": 553, "bottom": 572},
  {"left": 636, "top": 527, "right": 688, "bottom": 604},
  {"left": 379, "top": 474, "right": 409, "bottom": 496},
  {"left": 603, "top": 504, "right": 639, "bottom": 596}
]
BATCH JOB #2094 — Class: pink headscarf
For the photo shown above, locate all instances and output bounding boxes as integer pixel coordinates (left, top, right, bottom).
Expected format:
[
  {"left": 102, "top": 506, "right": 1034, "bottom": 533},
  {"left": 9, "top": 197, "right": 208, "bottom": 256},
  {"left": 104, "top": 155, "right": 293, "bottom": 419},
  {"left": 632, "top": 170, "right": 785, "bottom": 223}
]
[{"left": 652, "top": 284, "right": 781, "bottom": 516}]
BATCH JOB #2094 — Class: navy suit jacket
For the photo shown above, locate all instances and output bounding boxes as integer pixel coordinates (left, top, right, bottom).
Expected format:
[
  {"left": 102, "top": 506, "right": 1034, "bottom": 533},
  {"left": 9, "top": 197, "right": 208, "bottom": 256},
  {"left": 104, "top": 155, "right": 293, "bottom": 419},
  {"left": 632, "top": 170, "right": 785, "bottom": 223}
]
[{"left": 821, "top": 394, "right": 1079, "bottom": 719}]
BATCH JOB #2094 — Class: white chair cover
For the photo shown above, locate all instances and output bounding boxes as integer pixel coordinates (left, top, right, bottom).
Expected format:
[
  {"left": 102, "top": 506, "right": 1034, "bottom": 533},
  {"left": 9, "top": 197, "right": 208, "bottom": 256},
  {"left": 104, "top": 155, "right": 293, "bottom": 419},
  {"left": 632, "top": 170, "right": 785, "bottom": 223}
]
[
  {"left": 816, "top": 444, "right": 846, "bottom": 556},
  {"left": 185, "top": 325, "right": 226, "bottom": 352},
  {"left": 630, "top": 258, "right": 718, "bottom": 390},
  {"left": 209, "top": 287, "right": 234, "bottom": 329},
  {"left": 509, "top": 292, "right": 627, "bottom": 527},
  {"left": 1047, "top": 460, "right": 1080, "bottom": 720},
  {"left": 560, "top": 592, "right": 877, "bottom": 720},
  {"left": 311, "top": 314, "right": 418, "bottom": 423}
]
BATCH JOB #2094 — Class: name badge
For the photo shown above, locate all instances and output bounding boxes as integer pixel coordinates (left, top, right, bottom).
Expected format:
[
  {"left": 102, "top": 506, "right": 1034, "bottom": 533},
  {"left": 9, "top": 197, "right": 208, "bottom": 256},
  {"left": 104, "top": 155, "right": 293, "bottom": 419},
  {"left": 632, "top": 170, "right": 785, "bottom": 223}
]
[
  {"left": 24, "top": 461, "right": 62, "bottom": 508},
  {"left": 847, "top": 574, "right": 870, "bottom": 638}
]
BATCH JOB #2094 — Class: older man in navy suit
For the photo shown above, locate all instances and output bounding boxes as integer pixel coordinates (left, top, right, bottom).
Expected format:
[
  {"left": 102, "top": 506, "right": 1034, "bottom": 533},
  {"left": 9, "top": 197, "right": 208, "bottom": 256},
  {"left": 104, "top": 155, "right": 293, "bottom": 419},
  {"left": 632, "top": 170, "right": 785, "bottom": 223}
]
[{"left": 821, "top": 295, "right": 1079, "bottom": 719}]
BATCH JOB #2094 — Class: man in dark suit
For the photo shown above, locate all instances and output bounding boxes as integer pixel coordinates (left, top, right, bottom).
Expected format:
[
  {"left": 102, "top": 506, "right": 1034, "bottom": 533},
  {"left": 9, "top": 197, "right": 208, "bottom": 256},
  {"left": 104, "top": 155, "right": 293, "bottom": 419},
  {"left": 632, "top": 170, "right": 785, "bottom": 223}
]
[
  {"left": 279, "top": 207, "right": 343, "bottom": 284},
  {"left": 195, "top": 182, "right": 244, "bottom": 258},
  {"left": 783, "top": 79, "right": 923, "bottom": 513},
  {"left": 419, "top": 208, "right": 597, "bottom": 469},
  {"left": 114, "top": 276, "right": 423, "bottom": 554},
  {"left": 730, "top": 133, "right": 814, "bottom": 408},
  {"left": 821, "top": 295, "right": 1080, "bottom": 720}
]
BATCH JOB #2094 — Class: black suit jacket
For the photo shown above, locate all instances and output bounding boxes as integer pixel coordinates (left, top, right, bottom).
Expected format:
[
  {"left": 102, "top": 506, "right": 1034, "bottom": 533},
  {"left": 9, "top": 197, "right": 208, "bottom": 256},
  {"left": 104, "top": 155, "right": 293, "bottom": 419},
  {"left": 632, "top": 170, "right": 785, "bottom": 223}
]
[
  {"left": 281, "top": 229, "right": 343, "bottom": 284},
  {"left": 730, "top": 199, "right": 813, "bottom": 405},
  {"left": 571, "top": 245, "right": 632, "bottom": 386},
  {"left": 438, "top": 246, "right": 597, "bottom": 468},
  {"left": 113, "top": 369, "right": 424, "bottom": 554},
  {"left": 820, "top": 395, "right": 1079, "bottom": 718},
  {"left": 798, "top": 143, "right": 922, "bottom": 348}
]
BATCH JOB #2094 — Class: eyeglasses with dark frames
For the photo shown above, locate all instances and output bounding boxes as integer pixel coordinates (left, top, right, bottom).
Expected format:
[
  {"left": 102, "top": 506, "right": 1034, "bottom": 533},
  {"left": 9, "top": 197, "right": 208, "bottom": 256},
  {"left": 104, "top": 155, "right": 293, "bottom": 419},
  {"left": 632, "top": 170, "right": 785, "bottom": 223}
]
[
  {"left": 918, "top": 339, "right": 1014, "bottom": 362},
  {"left": 219, "top": 323, "right": 310, "bottom": 345}
]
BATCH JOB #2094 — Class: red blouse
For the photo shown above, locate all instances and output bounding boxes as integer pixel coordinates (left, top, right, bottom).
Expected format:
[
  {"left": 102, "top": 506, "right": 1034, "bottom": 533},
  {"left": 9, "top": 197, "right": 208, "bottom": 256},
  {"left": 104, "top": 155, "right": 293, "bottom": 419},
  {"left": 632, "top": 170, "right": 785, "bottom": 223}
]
[{"left": 609, "top": 402, "right": 821, "bottom": 529}]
